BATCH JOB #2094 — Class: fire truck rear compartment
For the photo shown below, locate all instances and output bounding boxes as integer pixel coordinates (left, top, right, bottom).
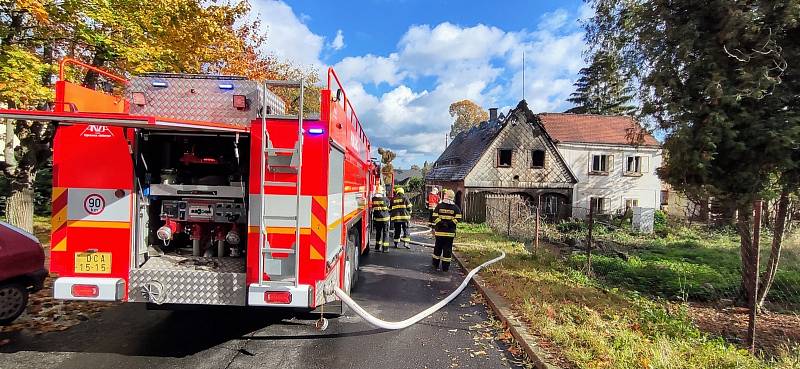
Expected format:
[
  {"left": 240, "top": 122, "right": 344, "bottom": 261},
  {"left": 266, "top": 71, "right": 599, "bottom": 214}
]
[{"left": 129, "top": 132, "right": 249, "bottom": 306}]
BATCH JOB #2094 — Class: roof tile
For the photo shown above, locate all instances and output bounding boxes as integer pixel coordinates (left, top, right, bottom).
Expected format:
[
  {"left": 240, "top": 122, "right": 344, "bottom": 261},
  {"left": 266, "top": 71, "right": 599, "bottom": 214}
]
[{"left": 539, "top": 113, "right": 660, "bottom": 146}]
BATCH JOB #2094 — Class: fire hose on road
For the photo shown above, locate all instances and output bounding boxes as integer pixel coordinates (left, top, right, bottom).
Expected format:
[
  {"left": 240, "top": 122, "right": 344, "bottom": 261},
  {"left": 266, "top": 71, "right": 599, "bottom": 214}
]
[{"left": 332, "top": 224, "right": 505, "bottom": 330}]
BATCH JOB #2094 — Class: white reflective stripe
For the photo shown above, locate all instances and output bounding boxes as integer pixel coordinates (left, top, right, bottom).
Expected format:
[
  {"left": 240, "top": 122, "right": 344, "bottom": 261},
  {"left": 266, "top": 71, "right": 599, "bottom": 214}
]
[
  {"left": 247, "top": 283, "right": 310, "bottom": 307},
  {"left": 53, "top": 277, "right": 124, "bottom": 301},
  {"left": 67, "top": 188, "right": 132, "bottom": 222},
  {"left": 327, "top": 192, "right": 343, "bottom": 224},
  {"left": 343, "top": 192, "right": 359, "bottom": 219},
  {"left": 248, "top": 195, "right": 312, "bottom": 228}
]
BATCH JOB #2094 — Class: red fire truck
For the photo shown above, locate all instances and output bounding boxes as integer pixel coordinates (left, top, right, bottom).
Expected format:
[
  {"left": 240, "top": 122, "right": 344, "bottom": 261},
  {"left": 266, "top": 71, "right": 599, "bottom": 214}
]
[{"left": 0, "top": 59, "right": 380, "bottom": 311}]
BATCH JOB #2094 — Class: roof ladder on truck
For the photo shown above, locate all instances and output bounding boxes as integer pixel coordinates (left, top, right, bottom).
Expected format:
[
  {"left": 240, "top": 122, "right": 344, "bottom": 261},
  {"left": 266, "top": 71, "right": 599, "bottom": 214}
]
[{"left": 259, "top": 79, "right": 305, "bottom": 286}]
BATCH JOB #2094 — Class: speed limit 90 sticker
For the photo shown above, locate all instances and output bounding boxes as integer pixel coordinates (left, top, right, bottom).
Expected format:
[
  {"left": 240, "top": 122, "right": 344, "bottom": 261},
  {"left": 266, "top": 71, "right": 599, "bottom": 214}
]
[{"left": 83, "top": 194, "right": 106, "bottom": 215}]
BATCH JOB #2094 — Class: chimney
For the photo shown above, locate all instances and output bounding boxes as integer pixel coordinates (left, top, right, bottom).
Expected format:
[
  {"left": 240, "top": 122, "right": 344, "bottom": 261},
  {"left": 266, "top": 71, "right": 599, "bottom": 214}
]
[{"left": 489, "top": 107, "right": 498, "bottom": 121}]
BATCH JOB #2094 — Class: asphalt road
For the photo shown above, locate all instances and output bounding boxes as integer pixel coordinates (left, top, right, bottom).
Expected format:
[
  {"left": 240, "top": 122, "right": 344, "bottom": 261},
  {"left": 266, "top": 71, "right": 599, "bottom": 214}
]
[{"left": 0, "top": 227, "right": 524, "bottom": 369}]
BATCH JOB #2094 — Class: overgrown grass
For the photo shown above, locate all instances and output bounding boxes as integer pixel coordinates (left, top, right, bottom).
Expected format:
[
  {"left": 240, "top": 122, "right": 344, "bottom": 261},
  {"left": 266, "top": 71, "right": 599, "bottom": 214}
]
[
  {"left": 33, "top": 215, "right": 51, "bottom": 245},
  {"left": 455, "top": 223, "right": 800, "bottom": 369},
  {"left": 552, "top": 220, "right": 800, "bottom": 305}
]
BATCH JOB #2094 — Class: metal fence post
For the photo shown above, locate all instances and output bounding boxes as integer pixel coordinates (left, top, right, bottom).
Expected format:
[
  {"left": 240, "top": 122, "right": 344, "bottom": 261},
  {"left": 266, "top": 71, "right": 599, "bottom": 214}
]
[
  {"left": 748, "top": 199, "right": 763, "bottom": 352},
  {"left": 535, "top": 195, "right": 540, "bottom": 251},
  {"left": 587, "top": 201, "right": 594, "bottom": 275},
  {"left": 507, "top": 198, "right": 512, "bottom": 237}
]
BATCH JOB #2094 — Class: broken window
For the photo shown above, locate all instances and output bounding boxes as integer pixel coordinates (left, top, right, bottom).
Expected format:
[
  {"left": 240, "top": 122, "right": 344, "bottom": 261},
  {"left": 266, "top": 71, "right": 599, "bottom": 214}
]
[
  {"left": 531, "top": 150, "right": 545, "bottom": 168},
  {"left": 497, "top": 149, "right": 513, "bottom": 167}
]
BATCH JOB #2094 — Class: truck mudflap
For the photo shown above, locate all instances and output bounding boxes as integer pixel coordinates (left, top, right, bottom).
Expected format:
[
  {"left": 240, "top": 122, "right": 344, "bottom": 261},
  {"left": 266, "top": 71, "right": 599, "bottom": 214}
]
[{"left": 128, "top": 255, "right": 246, "bottom": 306}]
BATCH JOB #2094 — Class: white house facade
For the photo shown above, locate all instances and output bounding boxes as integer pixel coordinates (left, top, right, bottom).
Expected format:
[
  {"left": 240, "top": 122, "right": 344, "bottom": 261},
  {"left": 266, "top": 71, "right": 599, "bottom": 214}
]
[{"left": 539, "top": 113, "right": 663, "bottom": 218}]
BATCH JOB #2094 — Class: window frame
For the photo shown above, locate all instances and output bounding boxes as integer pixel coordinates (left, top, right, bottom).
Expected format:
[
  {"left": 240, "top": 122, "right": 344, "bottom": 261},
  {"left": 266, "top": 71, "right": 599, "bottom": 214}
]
[
  {"left": 590, "top": 197, "right": 606, "bottom": 214},
  {"left": 590, "top": 154, "right": 612, "bottom": 175},
  {"left": 624, "top": 198, "right": 639, "bottom": 212},
  {"left": 497, "top": 148, "right": 513, "bottom": 168},
  {"left": 624, "top": 155, "right": 646, "bottom": 176},
  {"left": 531, "top": 149, "right": 545, "bottom": 169}
]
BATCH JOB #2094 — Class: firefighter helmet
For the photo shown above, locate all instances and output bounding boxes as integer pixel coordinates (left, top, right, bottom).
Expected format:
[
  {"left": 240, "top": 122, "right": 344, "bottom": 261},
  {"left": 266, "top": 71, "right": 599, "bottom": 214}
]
[{"left": 394, "top": 187, "right": 404, "bottom": 195}]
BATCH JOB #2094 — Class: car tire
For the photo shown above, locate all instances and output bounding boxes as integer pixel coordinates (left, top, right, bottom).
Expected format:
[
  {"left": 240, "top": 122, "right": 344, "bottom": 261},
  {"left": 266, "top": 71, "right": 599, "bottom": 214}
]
[{"left": 0, "top": 283, "right": 29, "bottom": 325}]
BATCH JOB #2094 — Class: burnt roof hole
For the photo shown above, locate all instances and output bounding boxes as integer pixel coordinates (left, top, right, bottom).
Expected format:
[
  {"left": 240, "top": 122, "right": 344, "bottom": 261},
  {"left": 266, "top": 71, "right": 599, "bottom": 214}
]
[{"left": 513, "top": 175, "right": 520, "bottom": 181}]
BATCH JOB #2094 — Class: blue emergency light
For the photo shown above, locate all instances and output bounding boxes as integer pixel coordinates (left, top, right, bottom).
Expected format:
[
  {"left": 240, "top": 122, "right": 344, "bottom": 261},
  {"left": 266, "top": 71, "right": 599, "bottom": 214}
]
[
  {"left": 218, "top": 83, "right": 235, "bottom": 90},
  {"left": 307, "top": 128, "right": 325, "bottom": 135}
]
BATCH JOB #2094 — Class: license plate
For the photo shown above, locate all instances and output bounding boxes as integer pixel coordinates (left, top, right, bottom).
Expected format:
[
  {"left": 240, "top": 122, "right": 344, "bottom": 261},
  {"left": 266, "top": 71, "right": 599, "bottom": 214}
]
[{"left": 74, "top": 252, "right": 112, "bottom": 274}]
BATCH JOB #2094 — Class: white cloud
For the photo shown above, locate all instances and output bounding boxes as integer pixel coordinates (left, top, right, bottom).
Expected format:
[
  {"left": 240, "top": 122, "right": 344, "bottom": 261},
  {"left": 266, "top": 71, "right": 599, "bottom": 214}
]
[
  {"left": 329, "top": 29, "right": 345, "bottom": 51},
  {"left": 333, "top": 54, "right": 405, "bottom": 86},
  {"left": 250, "top": 0, "right": 324, "bottom": 68},
  {"left": 247, "top": 1, "right": 587, "bottom": 168}
]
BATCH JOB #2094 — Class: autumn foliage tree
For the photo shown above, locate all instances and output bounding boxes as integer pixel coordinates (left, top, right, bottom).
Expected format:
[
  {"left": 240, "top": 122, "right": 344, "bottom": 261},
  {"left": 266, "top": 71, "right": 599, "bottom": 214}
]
[
  {"left": 448, "top": 99, "right": 488, "bottom": 138},
  {"left": 0, "top": 0, "right": 318, "bottom": 231}
]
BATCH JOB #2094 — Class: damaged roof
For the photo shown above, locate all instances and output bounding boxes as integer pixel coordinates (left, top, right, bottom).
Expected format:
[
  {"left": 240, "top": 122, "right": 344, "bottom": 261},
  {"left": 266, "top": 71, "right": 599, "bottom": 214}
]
[{"left": 425, "top": 119, "right": 504, "bottom": 181}]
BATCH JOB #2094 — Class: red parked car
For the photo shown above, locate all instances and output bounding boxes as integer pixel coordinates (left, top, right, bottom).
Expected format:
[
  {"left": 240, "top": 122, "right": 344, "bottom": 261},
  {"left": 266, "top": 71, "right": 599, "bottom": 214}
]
[{"left": 0, "top": 221, "right": 47, "bottom": 325}]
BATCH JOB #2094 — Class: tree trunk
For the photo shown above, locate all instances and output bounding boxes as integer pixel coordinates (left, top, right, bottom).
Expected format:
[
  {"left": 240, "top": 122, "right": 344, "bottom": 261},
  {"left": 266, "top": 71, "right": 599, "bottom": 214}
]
[
  {"left": 757, "top": 188, "right": 790, "bottom": 309},
  {"left": 735, "top": 201, "right": 756, "bottom": 306},
  {"left": 6, "top": 184, "right": 34, "bottom": 232}
]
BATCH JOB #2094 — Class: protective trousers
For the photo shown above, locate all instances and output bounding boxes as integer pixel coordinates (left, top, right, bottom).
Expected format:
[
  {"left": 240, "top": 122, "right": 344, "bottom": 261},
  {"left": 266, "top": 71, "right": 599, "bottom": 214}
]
[
  {"left": 393, "top": 221, "right": 410, "bottom": 246},
  {"left": 432, "top": 236, "right": 454, "bottom": 271},
  {"left": 374, "top": 220, "right": 389, "bottom": 251}
]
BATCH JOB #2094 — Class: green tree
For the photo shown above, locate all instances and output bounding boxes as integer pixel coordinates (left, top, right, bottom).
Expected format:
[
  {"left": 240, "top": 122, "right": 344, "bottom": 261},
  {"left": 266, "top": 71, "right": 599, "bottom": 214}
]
[
  {"left": 449, "top": 99, "right": 488, "bottom": 138},
  {"left": 566, "top": 50, "right": 636, "bottom": 115},
  {"left": 586, "top": 0, "right": 799, "bottom": 320}
]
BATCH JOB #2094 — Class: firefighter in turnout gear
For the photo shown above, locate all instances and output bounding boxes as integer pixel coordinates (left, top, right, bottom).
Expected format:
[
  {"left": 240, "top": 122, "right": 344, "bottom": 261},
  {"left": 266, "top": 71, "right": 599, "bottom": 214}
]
[
  {"left": 391, "top": 186, "right": 412, "bottom": 248},
  {"left": 431, "top": 189, "right": 462, "bottom": 271},
  {"left": 371, "top": 186, "right": 391, "bottom": 252}
]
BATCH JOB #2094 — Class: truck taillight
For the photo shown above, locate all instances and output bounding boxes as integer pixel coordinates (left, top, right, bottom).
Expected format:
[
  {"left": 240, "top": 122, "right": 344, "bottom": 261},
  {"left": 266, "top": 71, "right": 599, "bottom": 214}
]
[
  {"left": 264, "top": 291, "right": 292, "bottom": 304},
  {"left": 71, "top": 284, "right": 99, "bottom": 298}
]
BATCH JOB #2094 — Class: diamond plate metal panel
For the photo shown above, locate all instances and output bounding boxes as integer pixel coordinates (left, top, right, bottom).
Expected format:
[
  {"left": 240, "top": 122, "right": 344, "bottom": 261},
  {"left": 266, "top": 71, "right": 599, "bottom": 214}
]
[
  {"left": 127, "top": 76, "right": 285, "bottom": 127},
  {"left": 314, "top": 260, "right": 340, "bottom": 306},
  {"left": 129, "top": 255, "right": 246, "bottom": 306}
]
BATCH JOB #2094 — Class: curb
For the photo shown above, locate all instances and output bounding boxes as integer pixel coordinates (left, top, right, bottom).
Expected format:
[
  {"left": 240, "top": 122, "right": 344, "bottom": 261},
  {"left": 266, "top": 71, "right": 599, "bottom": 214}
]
[{"left": 453, "top": 252, "right": 559, "bottom": 369}]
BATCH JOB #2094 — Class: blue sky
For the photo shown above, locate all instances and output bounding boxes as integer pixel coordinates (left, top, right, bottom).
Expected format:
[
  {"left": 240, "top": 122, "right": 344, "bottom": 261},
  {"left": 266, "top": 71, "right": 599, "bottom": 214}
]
[{"left": 250, "top": 0, "right": 591, "bottom": 168}]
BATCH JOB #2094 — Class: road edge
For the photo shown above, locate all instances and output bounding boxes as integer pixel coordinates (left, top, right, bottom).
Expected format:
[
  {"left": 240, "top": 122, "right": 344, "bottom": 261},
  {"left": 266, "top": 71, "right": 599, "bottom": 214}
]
[{"left": 453, "top": 251, "right": 560, "bottom": 369}]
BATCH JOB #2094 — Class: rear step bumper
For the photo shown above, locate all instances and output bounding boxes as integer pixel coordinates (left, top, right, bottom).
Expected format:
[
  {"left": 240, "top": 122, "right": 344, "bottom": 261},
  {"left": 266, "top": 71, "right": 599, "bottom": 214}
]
[
  {"left": 247, "top": 284, "right": 311, "bottom": 308},
  {"left": 53, "top": 277, "right": 125, "bottom": 301}
]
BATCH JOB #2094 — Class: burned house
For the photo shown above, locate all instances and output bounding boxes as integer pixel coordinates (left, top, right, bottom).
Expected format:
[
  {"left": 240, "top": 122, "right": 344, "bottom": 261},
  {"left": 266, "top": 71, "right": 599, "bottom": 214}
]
[{"left": 426, "top": 101, "right": 577, "bottom": 222}]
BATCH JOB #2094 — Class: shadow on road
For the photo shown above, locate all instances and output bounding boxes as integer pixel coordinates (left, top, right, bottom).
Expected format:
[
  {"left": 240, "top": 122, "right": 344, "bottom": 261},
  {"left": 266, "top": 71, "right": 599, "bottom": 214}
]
[{"left": 1, "top": 304, "right": 300, "bottom": 357}]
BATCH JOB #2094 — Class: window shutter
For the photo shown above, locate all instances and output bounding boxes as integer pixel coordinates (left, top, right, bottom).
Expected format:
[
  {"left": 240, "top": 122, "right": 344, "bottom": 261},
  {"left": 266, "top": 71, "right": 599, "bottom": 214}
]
[
  {"left": 607, "top": 155, "right": 614, "bottom": 172},
  {"left": 588, "top": 153, "right": 593, "bottom": 174},
  {"left": 642, "top": 156, "right": 650, "bottom": 173}
]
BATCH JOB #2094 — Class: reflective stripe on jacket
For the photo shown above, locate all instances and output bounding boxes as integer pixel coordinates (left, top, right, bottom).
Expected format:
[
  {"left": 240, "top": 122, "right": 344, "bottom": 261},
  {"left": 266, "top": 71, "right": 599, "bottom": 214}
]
[
  {"left": 371, "top": 195, "right": 391, "bottom": 222},
  {"left": 432, "top": 202, "right": 462, "bottom": 238},
  {"left": 390, "top": 195, "right": 412, "bottom": 221}
]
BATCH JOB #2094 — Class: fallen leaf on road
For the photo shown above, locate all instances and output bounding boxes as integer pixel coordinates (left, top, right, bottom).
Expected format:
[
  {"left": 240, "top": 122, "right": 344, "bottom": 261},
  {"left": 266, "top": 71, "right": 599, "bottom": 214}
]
[{"left": 448, "top": 329, "right": 458, "bottom": 332}]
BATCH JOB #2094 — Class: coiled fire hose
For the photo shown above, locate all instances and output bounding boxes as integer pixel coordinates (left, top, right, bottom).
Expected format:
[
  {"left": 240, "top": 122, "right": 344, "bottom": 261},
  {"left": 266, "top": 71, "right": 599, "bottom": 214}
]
[{"left": 332, "top": 224, "right": 505, "bottom": 330}]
